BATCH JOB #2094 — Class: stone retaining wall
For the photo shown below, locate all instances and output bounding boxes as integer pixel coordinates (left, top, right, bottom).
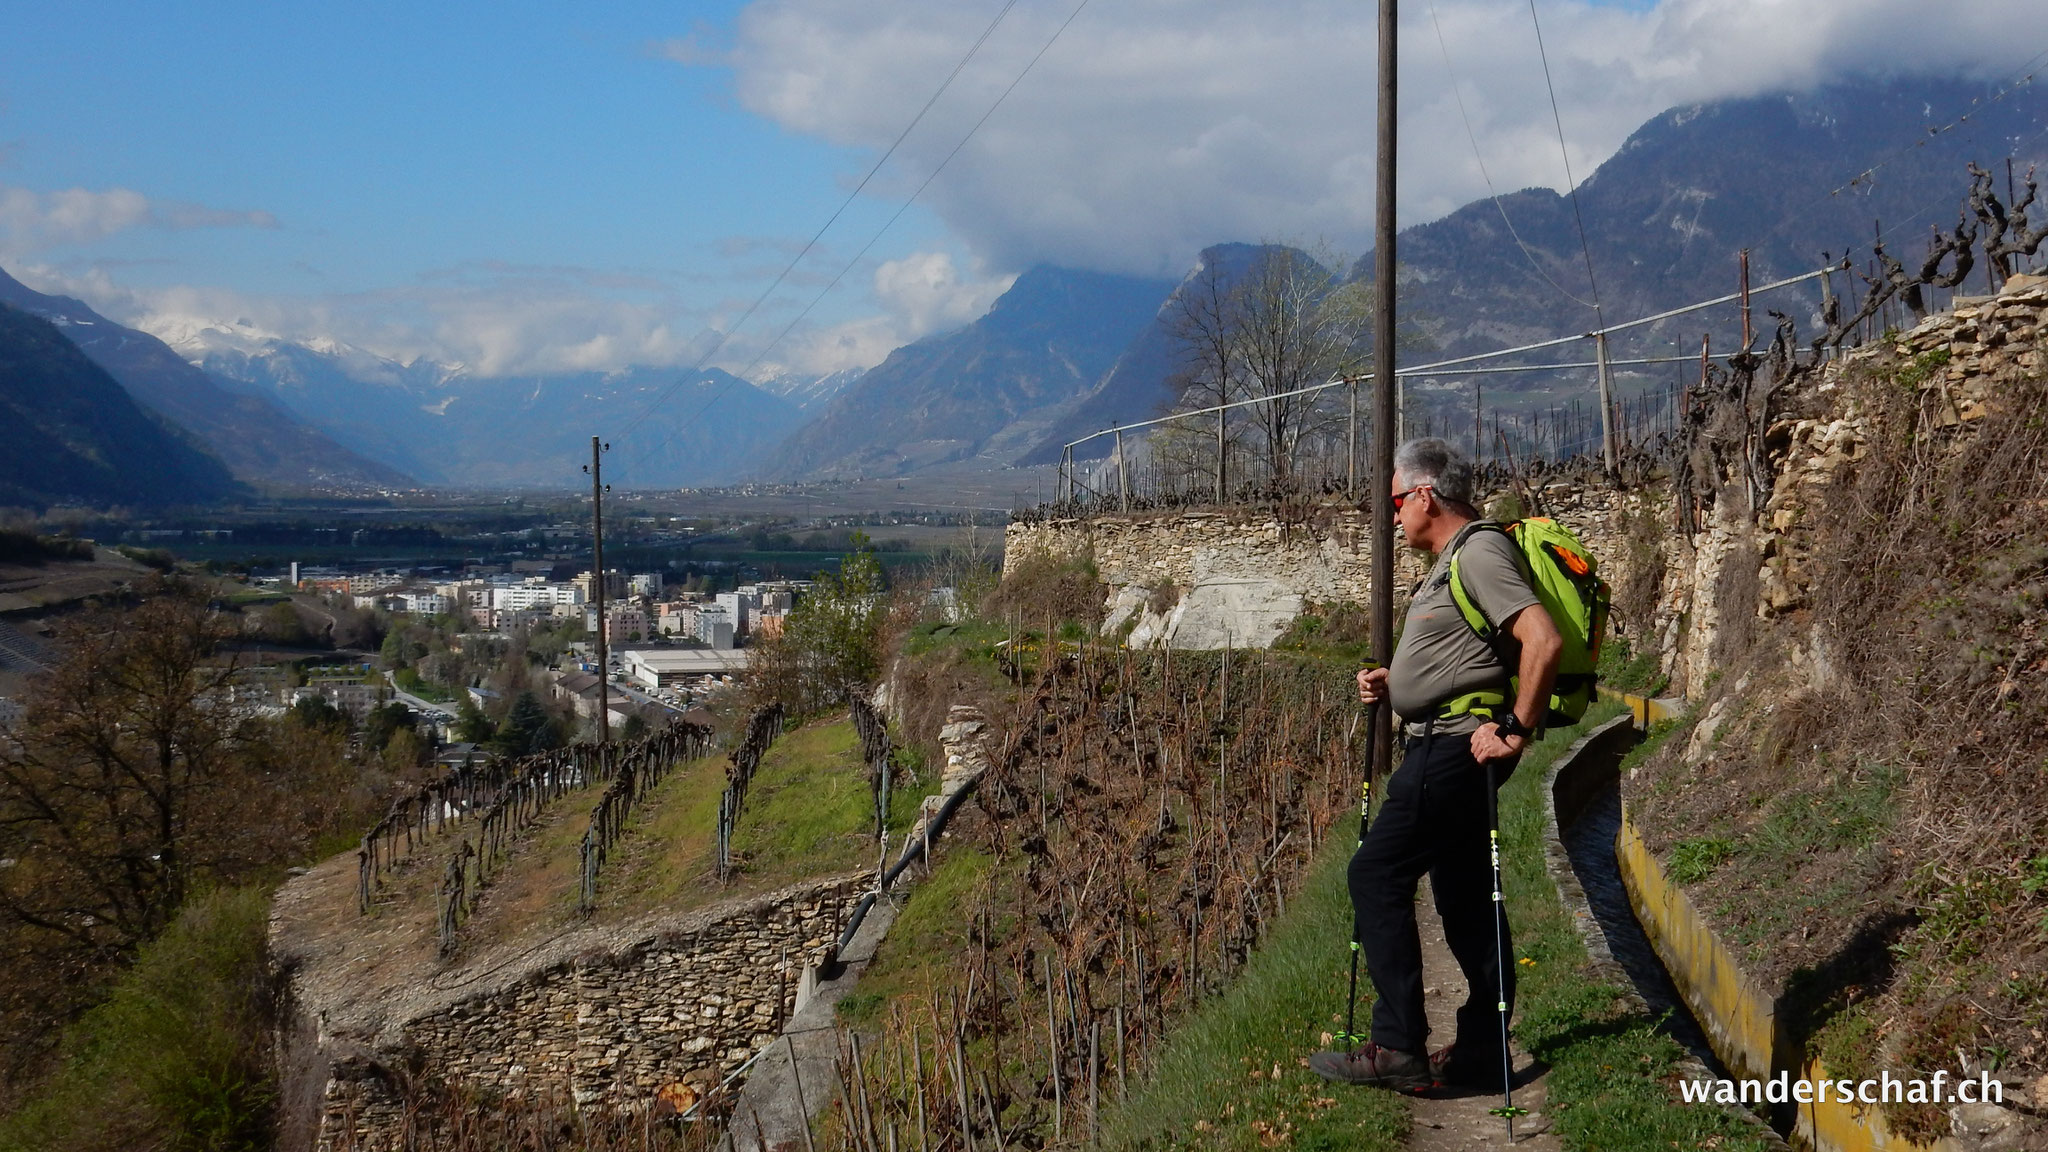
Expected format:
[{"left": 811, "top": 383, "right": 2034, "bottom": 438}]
[
  {"left": 1004, "top": 486, "right": 1669, "bottom": 656},
  {"left": 303, "top": 875, "right": 866, "bottom": 1151}
]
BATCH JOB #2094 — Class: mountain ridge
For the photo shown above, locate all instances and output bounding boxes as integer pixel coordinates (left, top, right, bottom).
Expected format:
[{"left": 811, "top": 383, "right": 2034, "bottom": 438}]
[
  {"left": 0, "top": 267, "right": 411, "bottom": 491},
  {"left": 759, "top": 265, "right": 1178, "bottom": 480},
  {"left": 0, "top": 303, "right": 243, "bottom": 508}
]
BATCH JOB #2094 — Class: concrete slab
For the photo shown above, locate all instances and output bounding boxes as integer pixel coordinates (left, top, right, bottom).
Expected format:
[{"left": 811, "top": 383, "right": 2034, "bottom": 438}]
[{"left": 721, "top": 895, "right": 899, "bottom": 1152}]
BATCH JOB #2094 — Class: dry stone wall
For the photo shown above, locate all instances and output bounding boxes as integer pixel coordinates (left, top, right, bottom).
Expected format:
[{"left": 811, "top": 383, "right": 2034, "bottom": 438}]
[
  {"left": 1005, "top": 486, "right": 1670, "bottom": 656},
  {"left": 298, "top": 875, "right": 866, "bottom": 1152},
  {"left": 1664, "top": 273, "right": 2048, "bottom": 700}
]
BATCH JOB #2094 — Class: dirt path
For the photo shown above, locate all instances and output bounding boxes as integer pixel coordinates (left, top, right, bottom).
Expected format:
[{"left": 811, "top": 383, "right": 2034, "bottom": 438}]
[{"left": 1406, "top": 878, "right": 1561, "bottom": 1150}]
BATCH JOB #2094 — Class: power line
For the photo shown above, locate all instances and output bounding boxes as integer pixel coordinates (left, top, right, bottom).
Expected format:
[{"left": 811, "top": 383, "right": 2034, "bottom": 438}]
[
  {"left": 621, "top": 0, "right": 1099, "bottom": 482},
  {"left": 1525, "top": 0, "right": 1604, "bottom": 325},
  {"left": 606, "top": 0, "right": 1025, "bottom": 468},
  {"left": 1424, "top": 0, "right": 1597, "bottom": 310},
  {"left": 734, "top": 0, "right": 1098, "bottom": 386},
  {"left": 1828, "top": 48, "right": 2048, "bottom": 199}
]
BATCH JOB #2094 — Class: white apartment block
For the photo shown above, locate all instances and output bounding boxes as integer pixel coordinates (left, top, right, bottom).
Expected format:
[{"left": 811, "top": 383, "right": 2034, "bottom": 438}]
[
  {"left": 697, "top": 605, "right": 735, "bottom": 650},
  {"left": 398, "top": 591, "right": 448, "bottom": 615},
  {"left": 491, "top": 582, "right": 584, "bottom": 612}
]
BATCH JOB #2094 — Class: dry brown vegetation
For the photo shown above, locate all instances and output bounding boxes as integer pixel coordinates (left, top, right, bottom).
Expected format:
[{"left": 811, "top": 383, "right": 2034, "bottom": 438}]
[
  {"left": 1628, "top": 346, "right": 2048, "bottom": 1140},
  {"left": 822, "top": 623, "right": 1373, "bottom": 1149}
]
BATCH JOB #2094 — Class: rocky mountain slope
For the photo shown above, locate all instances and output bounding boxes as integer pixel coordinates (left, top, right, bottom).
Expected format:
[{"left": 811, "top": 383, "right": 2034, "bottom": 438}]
[
  {"left": 759, "top": 266, "right": 1177, "bottom": 480},
  {"left": 0, "top": 267, "right": 408, "bottom": 491},
  {"left": 1385, "top": 77, "right": 2048, "bottom": 359},
  {"left": 1036, "top": 78, "right": 2048, "bottom": 462},
  {"left": 0, "top": 303, "right": 241, "bottom": 508}
]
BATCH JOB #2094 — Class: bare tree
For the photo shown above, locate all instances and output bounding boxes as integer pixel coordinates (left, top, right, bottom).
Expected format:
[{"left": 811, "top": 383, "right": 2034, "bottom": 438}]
[
  {"left": 1232, "top": 246, "right": 1367, "bottom": 481},
  {"left": 0, "top": 584, "right": 353, "bottom": 959},
  {"left": 1166, "top": 252, "right": 1247, "bottom": 501},
  {"left": 1163, "top": 244, "right": 1368, "bottom": 492}
]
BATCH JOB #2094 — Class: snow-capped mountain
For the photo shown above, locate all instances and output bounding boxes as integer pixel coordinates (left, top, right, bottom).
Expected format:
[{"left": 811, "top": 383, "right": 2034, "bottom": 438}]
[
  {"left": 753, "top": 366, "right": 867, "bottom": 411},
  {"left": 161, "top": 327, "right": 809, "bottom": 488}
]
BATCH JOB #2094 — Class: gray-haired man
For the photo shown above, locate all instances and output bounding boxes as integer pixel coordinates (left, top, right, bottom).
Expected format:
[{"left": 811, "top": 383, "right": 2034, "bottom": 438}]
[{"left": 1311, "top": 438, "right": 1562, "bottom": 1092}]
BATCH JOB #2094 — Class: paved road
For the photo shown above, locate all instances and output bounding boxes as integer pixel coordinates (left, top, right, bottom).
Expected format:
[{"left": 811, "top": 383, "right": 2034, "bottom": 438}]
[{"left": 381, "top": 672, "right": 456, "bottom": 718}]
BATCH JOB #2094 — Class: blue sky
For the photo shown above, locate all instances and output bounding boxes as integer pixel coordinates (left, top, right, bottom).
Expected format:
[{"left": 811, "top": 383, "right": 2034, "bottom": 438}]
[
  {"left": 0, "top": 2, "right": 950, "bottom": 359},
  {"left": 0, "top": 0, "right": 2036, "bottom": 378}
]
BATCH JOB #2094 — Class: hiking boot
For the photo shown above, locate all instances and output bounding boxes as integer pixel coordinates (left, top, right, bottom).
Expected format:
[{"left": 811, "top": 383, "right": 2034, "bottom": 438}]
[
  {"left": 1428, "top": 1042, "right": 1497, "bottom": 1090},
  {"left": 1308, "top": 1043, "right": 1432, "bottom": 1091}
]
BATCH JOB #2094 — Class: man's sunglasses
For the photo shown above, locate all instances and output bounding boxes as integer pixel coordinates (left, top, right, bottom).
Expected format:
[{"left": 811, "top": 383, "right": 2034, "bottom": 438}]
[{"left": 1391, "top": 485, "right": 1432, "bottom": 510}]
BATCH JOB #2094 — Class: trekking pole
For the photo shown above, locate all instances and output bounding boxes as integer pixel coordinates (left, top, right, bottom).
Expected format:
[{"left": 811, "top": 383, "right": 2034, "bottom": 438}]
[
  {"left": 1340, "top": 680, "right": 1381, "bottom": 1051},
  {"left": 1483, "top": 756, "right": 1529, "bottom": 1137}
]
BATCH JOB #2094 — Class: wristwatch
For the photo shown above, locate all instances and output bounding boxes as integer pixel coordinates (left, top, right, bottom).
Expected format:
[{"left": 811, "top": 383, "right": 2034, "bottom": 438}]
[{"left": 1493, "top": 712, "right": 1531, "bottom": 741}]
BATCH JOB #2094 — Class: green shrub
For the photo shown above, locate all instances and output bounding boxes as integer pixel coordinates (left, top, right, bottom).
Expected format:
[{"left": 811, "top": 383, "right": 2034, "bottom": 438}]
[
  {"left": 0, "top": 887, "right": 277, "bottom": 1152},
  {"left": 1667, "top": 836, "right": 1735, "bottom": 884},
  {"left": 116, "top": 545, "right": 177, "bottom": 571}
]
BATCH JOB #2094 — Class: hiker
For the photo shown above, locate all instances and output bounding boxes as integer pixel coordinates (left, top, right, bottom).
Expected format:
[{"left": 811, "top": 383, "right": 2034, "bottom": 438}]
[{"left": 1312, "top": 437, "right": 1564, "bottom": 1092}]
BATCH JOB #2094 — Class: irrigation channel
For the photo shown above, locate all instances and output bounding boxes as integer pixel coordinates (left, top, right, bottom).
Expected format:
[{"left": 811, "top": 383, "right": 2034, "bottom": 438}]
[
  {"left": 1554, "top": 738, "right": 1721, "bottom": 1072},
  {"left": 1539, "top": 713, "right": 1777, "bottom": 1145}
]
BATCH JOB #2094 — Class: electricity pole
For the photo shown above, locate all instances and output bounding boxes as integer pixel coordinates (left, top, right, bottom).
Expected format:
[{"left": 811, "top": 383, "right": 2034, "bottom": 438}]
[
  {"left": 586, "top": 436, "right": 610, "bottom": 746},
  {"left": 1371, "top": 0, "right": 1398, "bottom": 796}
]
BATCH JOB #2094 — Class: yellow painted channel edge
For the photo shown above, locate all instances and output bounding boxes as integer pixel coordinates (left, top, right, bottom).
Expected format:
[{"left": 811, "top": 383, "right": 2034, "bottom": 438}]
[{"left": 1599, "top": 688, "right": 1956, "bottom": 1152}]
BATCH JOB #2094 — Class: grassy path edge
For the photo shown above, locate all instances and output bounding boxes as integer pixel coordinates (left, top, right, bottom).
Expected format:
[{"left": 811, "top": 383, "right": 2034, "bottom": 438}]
[{"left": 1098, "top": 704, "right": 1782, "bottom": 1150}]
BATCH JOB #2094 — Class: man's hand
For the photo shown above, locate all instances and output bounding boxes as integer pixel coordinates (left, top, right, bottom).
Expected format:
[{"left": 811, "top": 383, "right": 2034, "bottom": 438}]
[
  {"left": 1356, "top": 666, "right": 1388, "bottom": 705},
  {"left": 1470, "top": 723, "right": 1527, "bottom": 762}
]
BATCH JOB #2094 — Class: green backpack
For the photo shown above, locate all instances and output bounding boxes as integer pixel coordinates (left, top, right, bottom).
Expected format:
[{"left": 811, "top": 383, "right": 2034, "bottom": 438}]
[{"left": 1446, "top": 517, "right": 1611, "bottom": 727}]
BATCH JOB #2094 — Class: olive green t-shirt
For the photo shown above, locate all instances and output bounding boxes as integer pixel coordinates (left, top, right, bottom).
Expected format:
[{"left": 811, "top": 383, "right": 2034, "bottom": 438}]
[{"left": 1387, "top": 521, "right": 1541, "bottom": 733}]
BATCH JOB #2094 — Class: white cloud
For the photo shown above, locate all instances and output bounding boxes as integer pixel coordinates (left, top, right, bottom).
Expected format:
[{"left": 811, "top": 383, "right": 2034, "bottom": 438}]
[
  {"left": 743, "top": 250, "right": 1016, "bottom": 377},
  {"left": 715, "top": 0, "right": 2047, "bottom": 276},
  {"left": 17, "top": 250, "right": 1013, "bottom": 381},
  {"left": 0, "top": 184, "right": 276, "bottom": 253},
  {"left": 14, "top": 260, "right": 726, "bottom": 378}
]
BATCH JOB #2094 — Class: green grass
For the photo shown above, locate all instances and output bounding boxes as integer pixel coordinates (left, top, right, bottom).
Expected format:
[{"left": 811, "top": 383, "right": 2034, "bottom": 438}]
[
  {"left": 598, "top": 718, "right": 943, "bottom": 916},
  {"left": 728, "top": 721, "right": 875, "bottom": 876},
  {"left": 836, "top": 847, "right": 999, "bottom": 1029},
  {"left": 0, "top": 887, "right": 276, "bottom": 1152},
  {"left": 1597, "top": 635, "right": 1668, "bottom": 697},
  {"left": 1092, "top": 703, "right": 1773, "bottom": 1151},
  {"left": 1666, "top": 837, "right": 1735, "bottom": 884},
  {"left": 394, "top": 667, "right": 456, "bottom": 702},
  {"left": 1498, "top": 702, "right": 1776, "bottom": 1151},
  {"left": 1099, "top": 843, "right": 1409, "bottom": 1152},
  {"left": 902, "top": 617, "right": 1010, "bottom": 659}
]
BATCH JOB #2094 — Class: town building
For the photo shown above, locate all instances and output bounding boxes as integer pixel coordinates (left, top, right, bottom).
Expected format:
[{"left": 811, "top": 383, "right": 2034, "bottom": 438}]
[
  {"left": 573, "top": 570, "right": 628, "bottom": 602},
  {"left": 622, "top": 648, "right": 752, "bottom": 690},
  {"left": 656, "top": 601, "right": 699, "bottom": 636},
  {"left": 603, "top": 604, "right": 649, "bottom": 644},
  {"left": 697, "top": 605, "right": 735, "bottom": 650},
  {"left": 398, "top": 591, "right": 449, "bottom": 616}
]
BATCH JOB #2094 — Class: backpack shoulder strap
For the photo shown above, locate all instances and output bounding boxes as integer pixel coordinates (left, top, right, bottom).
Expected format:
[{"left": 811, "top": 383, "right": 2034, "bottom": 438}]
[{"left": 1445, "top": 520, "right": 1516, "bottom": 644}]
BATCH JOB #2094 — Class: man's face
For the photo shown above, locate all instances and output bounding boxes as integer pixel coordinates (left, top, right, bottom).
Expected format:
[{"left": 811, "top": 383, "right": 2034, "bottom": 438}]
[{"left": 1391, "top": 472, "right": 1421, "bottom": 540}]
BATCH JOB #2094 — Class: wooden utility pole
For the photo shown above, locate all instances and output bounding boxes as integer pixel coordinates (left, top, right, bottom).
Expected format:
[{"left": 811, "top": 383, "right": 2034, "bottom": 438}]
[
  {"left": 1370, "top": 0, "right": 1398, "bottom": 792},
  {"left": 1114, "top": 426, "right": 1130, "bottom": 511},
  {"left": 1347, "top": 376, "right": 1359, "bottom": 498},
  {"left": 587, "top": 436, "right": 610, "bottom": 746},
  {"left": 1215, "top": 405, "right": 1227, "bottom": 504},
  {"left": 1472, "top": 382, "right": 1482, "bottom": 462},
  {"left": 1739, "top": 248, "right": 1753, "bottom": 349},
  {"left": 1594, "top": 330, "right": 1616, "bottom": 479}
]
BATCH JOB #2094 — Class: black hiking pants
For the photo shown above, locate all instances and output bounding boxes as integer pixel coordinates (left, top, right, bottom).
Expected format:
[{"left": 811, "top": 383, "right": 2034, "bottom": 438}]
[{"left": 1348, "top": 728, "right": 1516, "bottom": 1057}]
